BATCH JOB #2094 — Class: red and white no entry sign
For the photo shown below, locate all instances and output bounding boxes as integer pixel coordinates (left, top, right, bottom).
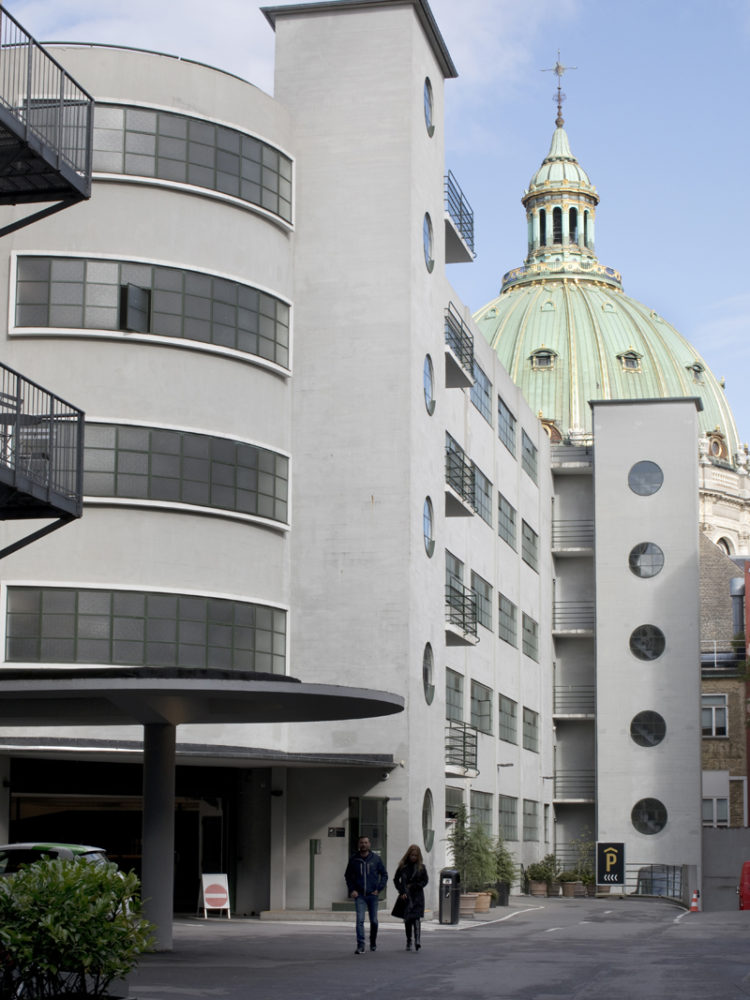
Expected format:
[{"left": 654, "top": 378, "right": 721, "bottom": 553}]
[{"left": 200, "top": 874, "right": 231, "bottom": 918}]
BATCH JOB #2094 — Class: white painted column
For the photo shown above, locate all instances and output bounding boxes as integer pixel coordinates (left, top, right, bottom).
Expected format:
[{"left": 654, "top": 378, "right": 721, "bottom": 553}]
[{"left": 142, "top": 723, "right": 176, "bottom": 951}]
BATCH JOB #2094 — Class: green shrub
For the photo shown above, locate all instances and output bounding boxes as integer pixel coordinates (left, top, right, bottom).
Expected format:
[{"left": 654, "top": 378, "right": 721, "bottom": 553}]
[
  {"left": 493, "top": 836, "right": 516, "bottom": 886},
  {"left": 0, "top": 857, "right": 154, "bottom": 998}
]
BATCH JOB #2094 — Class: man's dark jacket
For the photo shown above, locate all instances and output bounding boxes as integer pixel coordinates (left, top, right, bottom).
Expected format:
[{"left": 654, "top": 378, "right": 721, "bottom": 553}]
[{"left": 345, "top": 850, "right": 388, "bottom": 896}]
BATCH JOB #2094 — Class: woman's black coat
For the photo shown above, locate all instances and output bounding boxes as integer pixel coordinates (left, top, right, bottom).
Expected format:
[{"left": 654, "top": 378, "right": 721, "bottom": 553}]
[{"left": 393, "top": 862, "right": 429, "bottom": 920}]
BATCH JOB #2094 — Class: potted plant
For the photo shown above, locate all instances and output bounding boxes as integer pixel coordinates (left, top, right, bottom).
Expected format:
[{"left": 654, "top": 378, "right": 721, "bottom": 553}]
[
  {"left": 570, "top": 827, "right": 596, "bottom": 896},
  {"left": 558, "top": 870, "right": 583, "bottom": 897},
  {"left": 526, "top": 853, "right": 560, "bottom": 897},
  {"left": 0, "top": 856, "right": 154, "bottom": 998},
  {"left": 494, "top": 835, "right": 515, "bottom": 906},
  {"left": 448, "top": 805, "right": 498, "bottom": 914}
]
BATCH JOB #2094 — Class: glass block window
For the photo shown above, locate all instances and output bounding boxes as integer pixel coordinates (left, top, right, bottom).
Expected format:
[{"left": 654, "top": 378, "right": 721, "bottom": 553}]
[
  {"left": 5, "top": 587, "right": 286, "bottom": 673},
  {"left": 498, "top": 594, "right": 517, "bottom": 647},
  {"left": 702, "top": 694, "right": 728, "bottom": 737},
  {"left": 522, "top": 614, "right": 539, "bottom": 661},
  {"left": 521, "top": 520, "right": 539, "bottom": 572},
  {"left": 522, "top": 707, "right": 539, "bottom": 752},
  {"left": 446, "top": 668, "right": 463, "bottom": 722},
  {"left": 470, "top": 571, "right": 492, "bottom": 631},
  {"left": 498, "top": 396, "right": 516, "bottom": 456},
  {"left": 523, "top": 799, "right": 539, "bottom": 841},
  {"left": 92, "top": 104, "right": 293, "bottom": 222},
  {"left": 473, "top": 465, "right": 493, "bottom": 526},
  {"left": 84, "top": 423, "right": 289, "bottom": 524},
  {"left": 521, "top": 430, "right": 538, "bottom": 483},
  {"left": 470, "top": 361, "right": 492, "bottom": 424},
  {"left": 470, "top": 679, "right": 493, "bottom": 734},
  {"left": 498, "top": 493, "right": 517, "bottom": 549},
  {"left": 499, "top": 694, "right": 518, "bottom": 744},
  {"left": 499, "top": 795, "right": 518, "bottom": 841},
  {"left": 470, "top": 790, "right": 493, "bottom": 834},
  {"left": 15, "top": 256, "right": 290, "bottom": 369}
]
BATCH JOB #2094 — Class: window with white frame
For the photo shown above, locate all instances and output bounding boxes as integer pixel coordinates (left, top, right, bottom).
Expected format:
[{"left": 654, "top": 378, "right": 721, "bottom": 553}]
[
  {"left": 521, "top": 520, "right": 539, "bottom": 571},
  {"left": 470, "top": 361, "right": 492, "bottom": 424},
  {"left": 470, "top": 679, "right": 493, "bottom": 734},
  {"left": 498, "top": 795, "right": 518, "bottom": 841},
  {"left": 702, "top": 694, "right": 728, "bottom": 737},
  {"left": 473, "top": 464, "right": 493, "bottom": 525},
  {"left": 470, "top": 790, "right": 493, "bottom": 834},
  {"left": 522, "top": 707, "right": 539, "bottom": 752},
  {"left": 498, "top": 594, "right": 517, "bottom": 647},
  {"left": 471, "top": 571, "right": 492, "bottom": 631},
  {"left": 498, "top": 493, "right": 517, "bottom": 549},
  {"left": 522, "top": 614, "right": 539, "bottom": 661},
  {"left": 498, "top": 694, "right": 517, "bottom": 744},
  {"left": 522, "top": 799, "right": 539, "bottom": 841},
  {"left": 498, "top": 396, "right": 516, "bottom": 456},
  {"left": 446, "top": 668, "right": 463, "bottom": 722},
  {"left": 521, "top": 429, "right": 538, "bottom": 483},
  {"left": 702, "top": 797, "right": 729, "bottom": 827}
]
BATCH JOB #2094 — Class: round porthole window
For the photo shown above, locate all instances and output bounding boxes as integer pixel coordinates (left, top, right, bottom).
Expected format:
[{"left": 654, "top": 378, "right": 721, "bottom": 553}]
[
  {"left": 423, "top": 77, "right": 435, "bottom": 136},
  {"left": 631, "top": 797, "right": 667, "bottom": 835},
  {"left": 422, "top": 788, "right": 434, "bottom": 852},
  {"left": 423, "top": 213, "right": 434, "bottom": 273},
  {"left": 423, "top": 355, "right": 435, "bottom": 415},
  {"left": 422, "top": 643, "right": 435, "bottom": 704},
  {"left": 630, "top": 711, "right": 666, "bottom": 747},
  {"left": 423, "top": 497, "right": 435, "bottom": 557},
  {"left": 629, "top": 624, "right": 665, "bottom": 661},
  {"left": 628, "top": 542, "right": 665, "bottom": 578},
  {"left": 628, "top": 461, "right": 663, "bottom": 496}
]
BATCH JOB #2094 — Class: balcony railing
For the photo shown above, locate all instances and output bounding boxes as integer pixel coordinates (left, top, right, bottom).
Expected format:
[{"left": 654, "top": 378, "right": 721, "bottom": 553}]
[
  {"left": 0, "top": 362, "right": 84, "bottom": 519},
  {"left": 553, "top": 601, "right": 596, "bottom": 632},
  {"left": 445, "top": 580, "right": 477, "bottom": 638},
  {"left": 444, "top": 302, "right": 474, "bottom": 375},
  {"left": 444, "top": 170, "right": 475, "bottom": 255},
  {"left": 552, "top": 520, "right": 594, "bottom": 549},
  {"left": 554, "top": 685, "right": 596, "bottom": 715},
  {"left": 445, "top": 439, "right": 474, "bottom": 509},
  {"left": 554, "top": 769, "right": 596, "bottom": 800},
  {"left": 445, "top": 720, "right": 478, "bottom": 772},
  {"left": 0, "top": 6, "right": 94, "bottom": 202}
]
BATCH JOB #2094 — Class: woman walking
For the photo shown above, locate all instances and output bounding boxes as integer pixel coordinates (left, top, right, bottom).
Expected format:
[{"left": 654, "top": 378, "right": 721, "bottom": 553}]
[{"left": 393, "top": 844, "right": 429, "bottom": 951}]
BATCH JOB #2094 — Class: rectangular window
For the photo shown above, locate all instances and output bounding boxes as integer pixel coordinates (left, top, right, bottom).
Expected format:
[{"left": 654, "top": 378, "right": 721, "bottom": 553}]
[
  {"left": 446, "top": 668, "right": 463, "bottom": 722},
  {"left": 446, "top": 550, "right": 463, "bottom": 587},
  {"left": 702, "top": 797, "right": 729, "bottom": 828},
  {"left": 522, "top": 707, "right": 539, "bottom": 752},
  {"left": 522, "top": 799, "right": 539, "bottom": 842},
  {"left": 498, "top": 396, "right": 516, "bottom": 456},
  {"left": 498, "top": 594, "right": 517, "bottom": 647},
  {"left": 470, "top": 679, "right": 493, "bottom": 734},
  {"left": 473, "top": 465, "right": 493, "bottom": 526},
  {"left": 521, "top": 520, "right": 539, "bottom": 572},
  {"left": 701, "top": 694, "right": 728, "bottom": 736},
  {"left": 521, "top": 429, "right": 538, "bottom": 483},
  {"left": 499, "top": 795, "right": 518, "bottom": 841},
  {"left": 498, "top": 493, "right": 517, "bottom": 549},
  {"left": 470, "top": 790, "right": 493, "bottom": 834},
  {"left": 522, "top": 614, "right": 539, "bottom": 661},
  {"left": 470, "top": 361, "right": 492, "bottom": 424},
  {"left": 446, "top": 785, "right": 464, "bottom": 820},
  {"left": 471, "top": 571, "right": 492, "bottom": 631},
  {"left": 498, "top": 694, "right": 518, "bottom": 744}
]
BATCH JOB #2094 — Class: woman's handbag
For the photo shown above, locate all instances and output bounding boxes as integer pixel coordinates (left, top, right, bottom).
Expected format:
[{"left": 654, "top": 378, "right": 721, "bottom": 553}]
[{"left": 391, "top": 895, "right": 407, "bottom": 918}]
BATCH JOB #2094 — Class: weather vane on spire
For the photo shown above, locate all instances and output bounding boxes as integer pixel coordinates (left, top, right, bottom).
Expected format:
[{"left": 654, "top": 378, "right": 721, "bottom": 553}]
[{"left": 542, "top": 51, "right": 577, "bottom": 128}]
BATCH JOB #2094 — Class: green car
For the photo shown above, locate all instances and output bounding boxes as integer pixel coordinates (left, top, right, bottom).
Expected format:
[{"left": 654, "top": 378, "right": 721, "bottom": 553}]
[{"left": 0, "top": 842, "right": 108, "bottom": 875}]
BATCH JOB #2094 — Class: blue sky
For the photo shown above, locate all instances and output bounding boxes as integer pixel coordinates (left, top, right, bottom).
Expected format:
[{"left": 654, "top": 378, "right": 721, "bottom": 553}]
[{"left": 13, "top": 0, "right": 750, "bottom": 440}]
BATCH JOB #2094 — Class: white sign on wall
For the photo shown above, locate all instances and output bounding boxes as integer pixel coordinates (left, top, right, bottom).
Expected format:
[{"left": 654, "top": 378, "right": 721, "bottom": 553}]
[{"left": 200, "top": 873, "right": 231, "bottom": 918}]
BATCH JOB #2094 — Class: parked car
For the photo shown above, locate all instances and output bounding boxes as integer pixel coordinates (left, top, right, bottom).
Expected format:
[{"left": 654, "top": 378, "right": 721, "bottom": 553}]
[
  {"left": 0, "top": 842, "right": 108, "bottom": 875},
  {"left": 737, "top": 861, "right": 750, "bottom": 909}
]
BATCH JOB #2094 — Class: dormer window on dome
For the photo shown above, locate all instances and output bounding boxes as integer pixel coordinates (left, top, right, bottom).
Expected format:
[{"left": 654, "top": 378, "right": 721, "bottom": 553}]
[
  {"left": 708, "top": 431, "right": 728, "bottom": 461},
  {"left": 531, "top": 348, "right": 557, "bottom": 371},
  {"left": 687, "top": 362, "right": 704, "bottom": 384},
  {"left": 618, "top": 350, "right": 642, "bottom": 373}
]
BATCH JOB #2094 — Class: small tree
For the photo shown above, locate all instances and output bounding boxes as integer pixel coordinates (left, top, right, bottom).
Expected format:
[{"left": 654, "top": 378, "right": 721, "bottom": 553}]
[
  {"left": 447, "top": 803, "right": 470, "bottom": 887},
  {"left": 0, "top": 857, "right": 154, "bottom": 998},
  {"left": 493, "top": 835, "right": 516, "bottom": 887},
  {"left": 570, "top": 827, "right": 595, "bottom": 884},
  {"left": 463, "top": 821, "right": 497, "bottom": 892}
]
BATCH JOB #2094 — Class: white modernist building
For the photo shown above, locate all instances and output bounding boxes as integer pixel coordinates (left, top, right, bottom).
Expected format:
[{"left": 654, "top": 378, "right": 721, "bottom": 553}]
[{"left": 0, "top": 0, "right": 556, "bottom": 916}]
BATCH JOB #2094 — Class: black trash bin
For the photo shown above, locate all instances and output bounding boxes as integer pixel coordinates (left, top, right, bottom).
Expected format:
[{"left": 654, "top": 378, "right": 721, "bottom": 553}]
[{"left": 439, "top": 868, "right": 461, "bottom": 924}]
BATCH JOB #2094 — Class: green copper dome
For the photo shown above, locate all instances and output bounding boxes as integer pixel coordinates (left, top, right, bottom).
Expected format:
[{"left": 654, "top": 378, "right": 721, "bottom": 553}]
[{"left": 474, "top": 120, "right": 741, "bottom": 462}]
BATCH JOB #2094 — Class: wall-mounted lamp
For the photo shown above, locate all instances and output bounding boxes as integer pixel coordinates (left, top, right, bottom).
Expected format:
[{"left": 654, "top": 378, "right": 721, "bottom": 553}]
[{"left": 497, "top": 763, "right": 514, "bottom": 768}]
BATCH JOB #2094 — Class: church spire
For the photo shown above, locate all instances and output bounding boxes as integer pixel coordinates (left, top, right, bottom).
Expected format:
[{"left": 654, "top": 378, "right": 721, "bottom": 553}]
[{"left": 542, "top": 51, "right": 576, "bottom": 128}]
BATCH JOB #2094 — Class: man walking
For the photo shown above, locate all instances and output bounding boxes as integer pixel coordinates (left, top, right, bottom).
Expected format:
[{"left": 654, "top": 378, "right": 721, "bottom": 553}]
[{"left": 344, "top": 835, "right": 387, "bottom": 954}]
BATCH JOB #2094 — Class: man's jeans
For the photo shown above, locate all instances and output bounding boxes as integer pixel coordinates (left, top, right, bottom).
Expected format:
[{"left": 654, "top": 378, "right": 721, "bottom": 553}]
[{"left": 354, "top": 893, "right": 379, "bottom": 947}]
